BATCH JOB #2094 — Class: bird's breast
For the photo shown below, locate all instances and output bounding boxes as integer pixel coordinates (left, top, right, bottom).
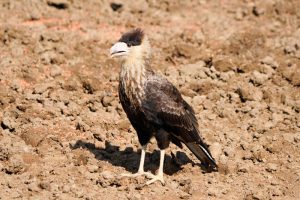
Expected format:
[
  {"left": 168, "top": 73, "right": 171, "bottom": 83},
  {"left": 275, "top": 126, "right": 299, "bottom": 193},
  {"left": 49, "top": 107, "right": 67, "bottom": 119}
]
[{"left": 119, "top": 64, "right": 146, "bottom": 105}]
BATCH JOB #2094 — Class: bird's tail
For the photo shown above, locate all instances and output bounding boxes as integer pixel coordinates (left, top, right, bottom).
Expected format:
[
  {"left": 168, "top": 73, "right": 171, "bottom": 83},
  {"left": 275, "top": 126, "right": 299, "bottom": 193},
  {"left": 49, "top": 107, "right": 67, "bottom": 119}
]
[{"left": 186, "top": 141, "right": 218, "bottom": 171}]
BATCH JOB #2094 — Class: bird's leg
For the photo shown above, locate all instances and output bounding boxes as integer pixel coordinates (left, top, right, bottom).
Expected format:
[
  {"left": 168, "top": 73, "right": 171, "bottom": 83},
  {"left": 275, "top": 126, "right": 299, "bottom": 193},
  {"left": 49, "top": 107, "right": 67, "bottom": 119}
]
[
  {"left": 120, "top": 145, "right": 153, "bottom": 178},
  {"left": 146, "top": 149, "right": 165, "bottom": 185}
]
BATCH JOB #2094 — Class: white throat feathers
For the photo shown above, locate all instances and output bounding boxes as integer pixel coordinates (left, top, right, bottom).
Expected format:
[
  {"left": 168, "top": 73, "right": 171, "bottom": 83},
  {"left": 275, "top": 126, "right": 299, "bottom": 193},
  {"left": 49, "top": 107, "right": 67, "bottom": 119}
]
[{"left": 120, "top": 37, "right": 151, "bottom": 103}]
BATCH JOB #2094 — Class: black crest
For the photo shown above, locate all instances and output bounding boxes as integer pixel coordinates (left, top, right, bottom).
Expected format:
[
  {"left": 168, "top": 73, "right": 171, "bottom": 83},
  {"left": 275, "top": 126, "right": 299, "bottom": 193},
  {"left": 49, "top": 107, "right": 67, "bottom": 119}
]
[{"left": 119, "top": 28, "right": 144, "bottom": 47}]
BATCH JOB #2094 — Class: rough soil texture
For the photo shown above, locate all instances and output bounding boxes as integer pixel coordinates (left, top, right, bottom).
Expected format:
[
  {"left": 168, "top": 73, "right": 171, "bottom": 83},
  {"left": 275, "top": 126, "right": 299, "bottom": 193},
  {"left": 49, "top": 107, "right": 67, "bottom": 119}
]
[{"left": 0, "top": 0, "right": 300, "bottom": 199}]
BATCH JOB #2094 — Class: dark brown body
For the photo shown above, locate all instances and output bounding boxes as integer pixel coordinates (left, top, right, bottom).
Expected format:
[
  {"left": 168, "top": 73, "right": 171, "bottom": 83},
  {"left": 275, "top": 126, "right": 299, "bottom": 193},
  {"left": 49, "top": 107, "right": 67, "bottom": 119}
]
[
  {"left": 115, "top": 28, "right": 217, "bottom": 170},
  {"left": 118, "top": 68, "right": 217, "bottom": 169}
]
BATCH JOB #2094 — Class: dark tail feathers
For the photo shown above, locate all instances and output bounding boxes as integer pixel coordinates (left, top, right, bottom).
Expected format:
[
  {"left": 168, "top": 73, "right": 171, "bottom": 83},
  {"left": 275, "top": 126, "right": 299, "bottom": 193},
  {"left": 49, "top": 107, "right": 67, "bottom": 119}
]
[{"left": 186, "top": 142, "right": 218, "bottom": 171}]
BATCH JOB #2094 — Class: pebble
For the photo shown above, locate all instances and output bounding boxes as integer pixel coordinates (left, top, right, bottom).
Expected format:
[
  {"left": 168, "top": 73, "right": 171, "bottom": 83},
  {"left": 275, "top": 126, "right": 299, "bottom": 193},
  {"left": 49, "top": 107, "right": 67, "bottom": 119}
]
[
  {"left": 235, "top": 8, "right": 247, "bottom": 20},
  {"left": 207, "top": 187, "right": 218, "bottom": 196},
  {"left": 50, "top": 65, "right": 62, "bottom": 77},
  {"left": 87, "top": 164, "right": 98, "bottom": 173},
  {"left": 261, "top": 56, "right": 278, "bottom": 69},
  {"left": 209, "top": 142, "right": 222, "bottom": 160},
  {"left": 237, "top": 163, "right": 250, "bottom": 173},
  {"left": 219, "top": 155, "right": 228, "bottom": 165},
  {"left": 252, "top": 6, "right": 265, "bottom": 16},
  {"left": 236, "top": 85, "right": 263, "bottom": 102},
  {"left": 28, "top": 182, "right": 41, "bottom": 192},
  {"left": 101, "top": 171, "right": 114, "bottom": 179},
  {"left": 4, "top": 154, "right": 25, "bottom": 174},
  {"left": 168, "top": 180, "right": 179, "bottom": 190},
  {"left": 192, "top": 95, "right": 205, "bottom": 106},
  {"left": 251, "top": 70, "right": 269, "bottom": 85},
  {"left": 47, "top": 0, "right": 69, "bottom": 9},
  {"left": 39, "top": 182, "right": 51, "bottom": 190},
  {"left": 252, "top": 191, "right": 265, "bottom": 200},
  {"left": 266, "top": 163, "right": 277, "bottom": 172},
  {"left": 132, "top": 193, "right": 141, "bottom": 200},
  {"left": 1, "top": 115, "right": 16, "bottom": 131},
  {"left": 33, "top": 83, "right": 52, "bottom": 94},
  {"left": 179, "top": 61, "right": 207, "bottom": 79},
  {"left": 223, "top": 147, "right": 235, "bottom": 157},
  {"left": 101, "top": 95, "right": 114, "bottom": 107},
  {"left": 219, "top": 71, "right": 235, "bottom": 82}
]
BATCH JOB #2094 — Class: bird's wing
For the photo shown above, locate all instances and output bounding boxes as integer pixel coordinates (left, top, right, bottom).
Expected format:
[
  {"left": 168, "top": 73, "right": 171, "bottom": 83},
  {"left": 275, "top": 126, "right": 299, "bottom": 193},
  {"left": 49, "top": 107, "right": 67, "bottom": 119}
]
[
  {"left": 142, "top": 74, "right": 217, "bottom": 169},
  {"left": 141, "top": 74, "right": 200, "bottom": 143}
]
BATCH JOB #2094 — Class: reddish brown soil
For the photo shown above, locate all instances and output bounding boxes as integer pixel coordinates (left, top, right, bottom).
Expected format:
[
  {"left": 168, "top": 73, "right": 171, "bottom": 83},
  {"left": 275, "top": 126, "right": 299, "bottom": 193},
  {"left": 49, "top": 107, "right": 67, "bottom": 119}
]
[{"left": 0, "top": 0, "right": 300, "bottom": 199}]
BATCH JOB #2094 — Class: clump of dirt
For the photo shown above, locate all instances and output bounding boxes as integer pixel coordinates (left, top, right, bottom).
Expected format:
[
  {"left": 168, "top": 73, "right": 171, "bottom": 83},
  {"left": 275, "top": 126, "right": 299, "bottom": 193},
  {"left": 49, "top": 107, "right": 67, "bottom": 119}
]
[{"left": 0, "top": 0, "right": 299, "bottom": 199}]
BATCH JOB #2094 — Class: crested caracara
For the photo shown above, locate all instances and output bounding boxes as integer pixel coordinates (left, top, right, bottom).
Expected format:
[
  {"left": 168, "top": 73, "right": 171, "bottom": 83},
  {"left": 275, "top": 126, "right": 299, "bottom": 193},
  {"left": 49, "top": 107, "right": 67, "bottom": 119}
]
[{"left": 110, "top": 29, "right": 217, "bottom": 185}]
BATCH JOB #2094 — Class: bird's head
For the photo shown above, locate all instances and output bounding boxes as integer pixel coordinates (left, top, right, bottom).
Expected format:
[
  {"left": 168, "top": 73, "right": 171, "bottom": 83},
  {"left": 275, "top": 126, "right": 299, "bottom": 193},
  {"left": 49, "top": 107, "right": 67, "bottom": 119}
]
[{"left": 110, "top": 28, "right": 151, "bottom": 63}]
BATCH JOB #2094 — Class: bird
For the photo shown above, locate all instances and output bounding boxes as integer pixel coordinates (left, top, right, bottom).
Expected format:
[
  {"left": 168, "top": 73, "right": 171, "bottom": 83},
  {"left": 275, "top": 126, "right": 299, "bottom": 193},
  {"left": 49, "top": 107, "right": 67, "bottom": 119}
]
[{"left": 110, "top": 28, "right": 217, "bottom": 185}]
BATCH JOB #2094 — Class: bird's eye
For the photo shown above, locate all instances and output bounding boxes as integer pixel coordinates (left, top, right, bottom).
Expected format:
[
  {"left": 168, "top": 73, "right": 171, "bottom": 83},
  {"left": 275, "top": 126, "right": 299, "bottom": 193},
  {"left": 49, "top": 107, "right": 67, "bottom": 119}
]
[{"left": 127, "top": 43, "right": 132, "bottom": 47}]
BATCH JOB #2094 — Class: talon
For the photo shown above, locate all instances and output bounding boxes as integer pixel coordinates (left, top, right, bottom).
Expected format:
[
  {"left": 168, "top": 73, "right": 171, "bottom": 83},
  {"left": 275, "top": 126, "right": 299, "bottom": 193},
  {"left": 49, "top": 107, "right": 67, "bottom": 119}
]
[
  {"left": 120, "top": 171, "right": 154, "bottom": 179},
  {"left": 144, "top": 172, "right": 156, "bottom": 179},
  {"left": 145, "top": 175, "right": 165, "bottom": 185}
]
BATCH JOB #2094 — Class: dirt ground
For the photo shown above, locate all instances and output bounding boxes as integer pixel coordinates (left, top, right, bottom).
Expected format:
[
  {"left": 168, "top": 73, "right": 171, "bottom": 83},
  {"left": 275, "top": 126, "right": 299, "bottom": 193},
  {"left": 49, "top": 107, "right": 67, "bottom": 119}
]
[{"left": 0, "top": 0, "right": 300, "bottom": 199}]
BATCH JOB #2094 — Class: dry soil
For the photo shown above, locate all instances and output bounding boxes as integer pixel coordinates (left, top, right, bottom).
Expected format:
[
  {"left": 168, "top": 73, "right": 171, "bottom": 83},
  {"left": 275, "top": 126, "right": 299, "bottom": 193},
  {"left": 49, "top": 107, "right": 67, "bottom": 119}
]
[{"left": 0, "top": 0, "right": 300, "bottom": 200}]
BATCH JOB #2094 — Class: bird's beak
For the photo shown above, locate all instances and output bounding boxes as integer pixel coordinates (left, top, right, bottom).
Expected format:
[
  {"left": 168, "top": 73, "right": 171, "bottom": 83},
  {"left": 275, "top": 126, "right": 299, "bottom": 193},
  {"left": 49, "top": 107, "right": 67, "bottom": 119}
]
[{"left": 110, "top": 42, "right": 129, "bottom": 58}]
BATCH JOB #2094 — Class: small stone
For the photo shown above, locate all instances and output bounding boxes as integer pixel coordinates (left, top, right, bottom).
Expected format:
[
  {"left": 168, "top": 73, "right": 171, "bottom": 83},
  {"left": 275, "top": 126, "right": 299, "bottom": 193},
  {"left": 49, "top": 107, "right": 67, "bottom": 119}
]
[
  {"left": 50, "top": 65, "right": 62, "bottom": 77},
  {"left": 178, "top": 190, "right": 190, "bottom": 199},
  {"left": 87, "top": 164, "right": 98, "bottom": 173},
  {"left": 266, "top": 163, "right": 277, "bottom": 172},
  {"left": 168, "top": 181, "right": 179, "bottom": 190},
  {"left": 179, "top": 61, "right": 207, "bottom": 78},
  {"left": 101, "top": 96, "right": 114, "bottom": 107},
  {"left": 28, "top": 182, "right": 40, "bottom": 192},
  {"left": 192, "top": 95, "right": 205, "bottom": 106},
  {"left": 110, "top": 3, "right": 123, "bottom": 11},
  {"left": 236, "top": 85, "right": 263, "bottom": 102},
  {"left": 47, "top": 0, "right": 69, "bottom": 9},
  {"left": 20, "top": 128, "right": 45, "bottom": 147},
  {"left": 30, "top": 9, "right": 41, "bottom": 20},
  {"left": 251, "top": 70, "right": 269, "bottom": 85},
  {"left": 101, "top": 171, "right": 114, "bottom": 179},
  {"left": 62, "top": 184, "right": 70, "bottom": 193},
  {"left": 75, "top": 118, "right": 90, "bottom": 132},
  {"left": 132, "top": 193, "right": 141, "bottom": 200},
  {"left": 271, "top": 187, "right": 283, "bottom": 196},
  {"left": 1, "top": 115, "right": 16, "bottom": 131},
  {"left": 93, "top": 133, "right": 104, "bottom": 142},
  {"left": 252, "top": 6, "right": 265, "bottom": 16},
  {"left": 4, "top": 155, "right": 25, "bottom": 174},
  {"left": 219, "top": 155, "right": 228, "bottom": 165},
  {"left": 235, "top": 8, "right": 247, "bottom": 20},
  {"left": 33, "top": 83, "right": 51, "bottom": 94},
  {"left": 210, "top": 142, "right": 222, "bottom": 161},
  {"left": 128, "top": 0, "right": 148, "bottom": 13},
  {"left": 117, "top": 120, "right": 131, "bottom": 130},
  {"left": 252, "top": 191, "right": 265, "bottom": 200},
  {"left": 294, "top": 133, "right": 300, "bottom": 143},
  {"left": 271, "top": 113, "right": 283, "bottom": 123},
  {"left": 237, "top": 165, "right": 249, "bottom": 173},
  {"left": 207, "top": 113, "right": 217, "bottom": 120},
  {"left": 219, "top": 71, "right": 235, "bottom": 82},
  {"left": 261, "top": 56, "right": 278, "bottom": 69},
  {"left": 226, "top": 160, "right": 236, "bottom": 174},
  {"left": 223, "top": 147, "right": 235, "bottom": 157},
  {"left": 207, "top": 187, "right": 218, "bottom": 196}
]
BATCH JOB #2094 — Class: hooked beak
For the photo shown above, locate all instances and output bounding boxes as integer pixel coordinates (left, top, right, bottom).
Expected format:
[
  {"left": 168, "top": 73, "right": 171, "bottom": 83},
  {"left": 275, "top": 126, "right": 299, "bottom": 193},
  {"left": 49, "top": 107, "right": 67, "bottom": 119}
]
[{"left": 110, "top": 42, "right": 129, "bottom": 58}]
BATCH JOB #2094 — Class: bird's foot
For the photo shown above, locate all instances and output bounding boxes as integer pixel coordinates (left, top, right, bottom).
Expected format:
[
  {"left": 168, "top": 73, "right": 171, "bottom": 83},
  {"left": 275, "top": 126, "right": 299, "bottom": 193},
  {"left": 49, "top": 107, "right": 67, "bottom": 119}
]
[
  {"left": 120, "top": 171, "right": 154, "bottom": 179},
  {"left": 145, "top": 174, "right": 165, "bottom": 185}
]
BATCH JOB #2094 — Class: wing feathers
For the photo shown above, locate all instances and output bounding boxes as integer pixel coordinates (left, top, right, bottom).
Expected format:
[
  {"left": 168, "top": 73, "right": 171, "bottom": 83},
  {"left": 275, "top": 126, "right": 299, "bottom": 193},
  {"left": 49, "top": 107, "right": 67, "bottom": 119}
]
[{"left": 142, "top": 74, "right": 217, "bottom": 168}]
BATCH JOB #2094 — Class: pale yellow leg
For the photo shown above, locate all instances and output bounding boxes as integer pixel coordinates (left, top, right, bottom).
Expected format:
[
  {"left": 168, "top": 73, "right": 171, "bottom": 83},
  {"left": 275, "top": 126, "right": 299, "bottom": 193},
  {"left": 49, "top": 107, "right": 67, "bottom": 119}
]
[
  {"left": 120, "top": 145, "right": 154, "bottom": 178},
  {"left": 145, "top": 149, "right": 165, "bottom": 185}
]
